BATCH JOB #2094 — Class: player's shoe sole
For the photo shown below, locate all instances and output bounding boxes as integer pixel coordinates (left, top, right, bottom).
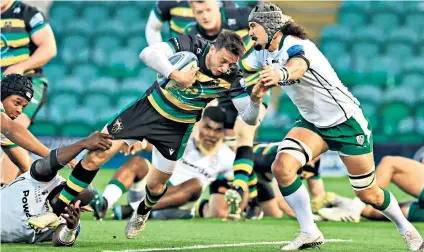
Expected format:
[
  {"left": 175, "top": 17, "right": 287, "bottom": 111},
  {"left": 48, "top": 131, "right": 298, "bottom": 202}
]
[{"left": 279, "top": 231, "right": 324, "bottom": 250}]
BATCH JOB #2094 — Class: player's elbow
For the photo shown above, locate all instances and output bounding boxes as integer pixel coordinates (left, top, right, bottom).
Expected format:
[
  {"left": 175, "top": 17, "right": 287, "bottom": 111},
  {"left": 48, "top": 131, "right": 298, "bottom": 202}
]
[{"left": 139, "top": 47, "right": 149, "bottom": 62}]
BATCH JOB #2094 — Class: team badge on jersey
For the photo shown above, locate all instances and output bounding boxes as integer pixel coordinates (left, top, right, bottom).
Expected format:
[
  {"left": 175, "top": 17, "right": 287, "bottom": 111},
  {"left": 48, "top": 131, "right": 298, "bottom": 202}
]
[
  {"left": 356, "top": 135, "right": 365, "bottom": 145},
  {"left": 111, "top": 117, "right": 124, "bottom": 133}
]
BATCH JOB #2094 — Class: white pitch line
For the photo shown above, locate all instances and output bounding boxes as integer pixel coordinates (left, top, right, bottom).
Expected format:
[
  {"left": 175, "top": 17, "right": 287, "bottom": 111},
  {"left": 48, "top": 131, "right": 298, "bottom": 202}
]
[{"left": 103, "top": 239, "right": 352, "bottom": 252}]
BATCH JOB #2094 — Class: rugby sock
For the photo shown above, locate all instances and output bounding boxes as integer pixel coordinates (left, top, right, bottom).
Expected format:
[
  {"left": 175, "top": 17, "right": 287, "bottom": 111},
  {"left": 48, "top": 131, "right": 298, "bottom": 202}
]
[
  {"left": 58, "top": 161, "right": 98, "bottom": 207},
  {"left": 279, "top": 177, "right": 319, "bottom": 235},
  {"left": 233, "top": 146, "right": 254, "bottom": 195},
  {"left": 103, "top": 179, "right": 128, "bottom": 209},
  {"left": 137, "top": 186, "right": 168, "bottom": 215},
  {"left": 374, "top": 189, "right": 414, "bottom": 234},
  {"left": 248, "top": 172, "right": 259, "bottom": 202}
]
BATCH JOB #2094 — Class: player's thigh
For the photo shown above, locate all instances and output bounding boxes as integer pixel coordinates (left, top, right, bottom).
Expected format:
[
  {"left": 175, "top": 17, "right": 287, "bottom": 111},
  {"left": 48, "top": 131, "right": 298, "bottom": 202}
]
[{"left": 388, "top": 156, "right": 424, "bottom": 197}]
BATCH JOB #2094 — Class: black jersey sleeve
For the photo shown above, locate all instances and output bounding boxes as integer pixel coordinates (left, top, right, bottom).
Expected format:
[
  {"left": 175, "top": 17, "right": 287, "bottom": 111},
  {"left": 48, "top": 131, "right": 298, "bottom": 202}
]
[
  {"left": 224, "top": 7, "right": 252, "bottom": 30},
  {"left": 153, "top": 0, "right": 176, "bottom": 22},
  {"left": 21, "top": 3, "right": 48, "bottom": 35}
]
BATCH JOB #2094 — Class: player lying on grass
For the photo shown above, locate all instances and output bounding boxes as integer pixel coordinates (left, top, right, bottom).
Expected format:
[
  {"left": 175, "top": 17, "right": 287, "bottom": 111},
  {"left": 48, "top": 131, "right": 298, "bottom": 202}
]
[
  {"left": 91, "top": 106, "right": 236, "bottom": 220},
  {"left": 49, "top": 30, "right": 271, "bottom": 240},
  {"left": 0, "top": 74, "right": 50, "bottom": 170},
  {"left": 245, "top": 3, "right": 423, "bottom": 250},
  {"left": 0, "top": 131, "right": 113, "bottom": 246},
  {"left": 318, "top": 156, "right": 424, "bottom": 225}
]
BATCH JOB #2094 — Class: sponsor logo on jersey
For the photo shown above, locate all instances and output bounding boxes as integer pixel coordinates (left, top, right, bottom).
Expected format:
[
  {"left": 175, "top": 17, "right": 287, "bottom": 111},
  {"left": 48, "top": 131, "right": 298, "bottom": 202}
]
[
  {"left": 22, "top": 190, "right": 32, "bottom": 218},
  {"left": 13, "top": 7, "right": 21, "bottom": 14},
  {"left": 180, "top": 158, "right": 213, "bottom": 179},
  {"left": 356, "top": 135, "right": 364, "bottom": 145},
  {"left": 196, "top": 48, "right": 202, "bottom": 55},
  {"left": 228, "top": 18, "right": 236, "bottom": 26},
  {"left": 29, "top": 13, "right": 44, "bottom": 28},
  {"left": 278, "top": 79, "right": 300, "bottom": 86},
  {"left": 169, "top": 148, "right": 175, "bottom": 155},
  {"left": 111, "top": 117, "right": 124, "bottom": 133}
]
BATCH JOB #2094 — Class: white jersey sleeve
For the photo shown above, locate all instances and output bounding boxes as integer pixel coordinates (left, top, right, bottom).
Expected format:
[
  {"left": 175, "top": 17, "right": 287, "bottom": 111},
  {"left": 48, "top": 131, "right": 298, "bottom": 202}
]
[{"left": 0, "top": 172, "right": 65, "bottom": 243}]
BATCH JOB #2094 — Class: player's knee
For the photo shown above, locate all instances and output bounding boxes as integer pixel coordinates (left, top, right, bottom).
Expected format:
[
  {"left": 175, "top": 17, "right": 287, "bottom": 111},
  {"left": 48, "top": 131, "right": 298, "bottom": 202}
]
[
  {"left": 146, "top": 180, "right": 167, "bottom": 195},
  {"left": 271, "top": 154, "right": 297, "bottom": 182},
  {"left": 380, "top": 156, "right": 396, "bottom": 169},
  {"left": 81, "top": 153, "right": 102, "bottom": 170}
]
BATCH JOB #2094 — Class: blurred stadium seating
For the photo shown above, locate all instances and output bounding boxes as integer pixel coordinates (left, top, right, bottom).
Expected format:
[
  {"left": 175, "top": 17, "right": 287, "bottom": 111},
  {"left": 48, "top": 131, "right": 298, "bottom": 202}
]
[{"left": 32, "top": 1, "right": 424, "bottom": 143}]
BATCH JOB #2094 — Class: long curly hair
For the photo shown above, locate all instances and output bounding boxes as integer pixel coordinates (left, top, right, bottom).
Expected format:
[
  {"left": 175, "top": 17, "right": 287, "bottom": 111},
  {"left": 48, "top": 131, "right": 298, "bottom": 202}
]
[{"left": 281, "top": 21, "right": 308, "bottom": 40}]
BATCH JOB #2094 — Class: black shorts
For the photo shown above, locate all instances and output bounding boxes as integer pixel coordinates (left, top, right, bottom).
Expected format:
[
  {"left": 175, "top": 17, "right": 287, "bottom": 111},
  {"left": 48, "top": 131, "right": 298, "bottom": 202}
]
[
  {"left": 106, "top": 96, "right": 194, "bottom": 161},
  {"left": 217, "top": 97, "right": 239, "bottom": 130}
]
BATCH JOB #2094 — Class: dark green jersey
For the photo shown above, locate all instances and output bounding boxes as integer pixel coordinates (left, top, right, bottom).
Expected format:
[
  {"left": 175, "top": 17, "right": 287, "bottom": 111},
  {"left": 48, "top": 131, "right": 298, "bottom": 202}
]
[
  {"left": 1, "top": 0, "right": 48, "bottom": 78},
  {"left": 146, "top": 35, "right": 257, "bottom": 124}
]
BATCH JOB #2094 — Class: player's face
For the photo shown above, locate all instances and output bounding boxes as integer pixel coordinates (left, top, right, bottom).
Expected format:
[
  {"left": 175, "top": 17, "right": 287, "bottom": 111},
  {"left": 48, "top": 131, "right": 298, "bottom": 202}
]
[
  {"left": 207, "top": 45, "right": 239, "bottom": 76},
  {"left": 2, "top": 95, "right": 28, "bottom": 120},
  {"left": 249, "top": 22, "right": 268, "bottom": 51},
  {"left": 191, "top": 0, "right": 220, "bottom": 31},
  {"left": 199, "top": 117, "right": 224, "bottom": 150}
]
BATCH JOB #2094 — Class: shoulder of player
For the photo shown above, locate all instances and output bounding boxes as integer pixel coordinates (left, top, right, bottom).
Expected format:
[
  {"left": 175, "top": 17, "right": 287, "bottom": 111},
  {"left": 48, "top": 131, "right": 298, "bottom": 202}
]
[{"left": 183, "top": 22, "right": 197, "bottom": 35}]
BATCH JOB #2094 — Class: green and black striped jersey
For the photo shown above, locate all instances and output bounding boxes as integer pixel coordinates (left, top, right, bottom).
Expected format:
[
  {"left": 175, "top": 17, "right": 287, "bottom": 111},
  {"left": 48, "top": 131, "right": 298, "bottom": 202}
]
[
  {"left": 1, "top": 0, "right": 48, "bottom": 79},
  {"left": 146, "top": 35, "right": 258, "bottom": 124}
]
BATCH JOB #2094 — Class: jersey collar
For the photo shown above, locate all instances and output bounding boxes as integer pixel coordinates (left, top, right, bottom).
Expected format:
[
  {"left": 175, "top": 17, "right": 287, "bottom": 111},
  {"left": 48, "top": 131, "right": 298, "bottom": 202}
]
[{"left": 279, "top": 34, "right": 288, "bottom": 51}]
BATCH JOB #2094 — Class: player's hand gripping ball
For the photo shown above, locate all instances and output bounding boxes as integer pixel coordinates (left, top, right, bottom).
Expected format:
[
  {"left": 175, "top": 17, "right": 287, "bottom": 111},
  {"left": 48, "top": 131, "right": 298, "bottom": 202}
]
[{"left": 157, "top": 51, "right": 199, "bottom": 91}]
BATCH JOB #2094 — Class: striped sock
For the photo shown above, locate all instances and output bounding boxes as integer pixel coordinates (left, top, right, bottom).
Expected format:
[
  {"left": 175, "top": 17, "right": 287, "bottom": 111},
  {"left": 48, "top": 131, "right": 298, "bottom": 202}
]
[
  {"left": 233, "top": 146, "right": 254, "bottom": 193},
  {"left": 103, "top": 179, "right": 128, "bottom": 209},
  {"left": 248, "top": 172, "right": 258, "bottom": 200},
  {"left": 137, "top": 186, "right": 168, "bottom": 215},
  {"left": 58, "top": 161, "right": 98, "bottom": 206}
]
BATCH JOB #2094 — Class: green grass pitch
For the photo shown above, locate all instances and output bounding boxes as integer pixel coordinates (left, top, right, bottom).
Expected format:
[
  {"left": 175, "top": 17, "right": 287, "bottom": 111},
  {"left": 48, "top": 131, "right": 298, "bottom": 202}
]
[{"left": 3, "top": 169, "right": 423, "bottom": 252}]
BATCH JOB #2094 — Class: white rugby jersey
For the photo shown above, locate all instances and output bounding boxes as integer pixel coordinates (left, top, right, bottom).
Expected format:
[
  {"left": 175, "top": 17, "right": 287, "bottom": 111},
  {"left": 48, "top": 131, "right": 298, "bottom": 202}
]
[
  {"left": 0, "top": 102, "right": 14, "bottom": 146},
  {"left": 241, "top": 35, "right": 360, "bottom": 128},
  {"left": 0, "top": 172, "right": 65, "bottom": 243},
  {"left": 169, "top": 139, "right": 235, "bottom": 188}
]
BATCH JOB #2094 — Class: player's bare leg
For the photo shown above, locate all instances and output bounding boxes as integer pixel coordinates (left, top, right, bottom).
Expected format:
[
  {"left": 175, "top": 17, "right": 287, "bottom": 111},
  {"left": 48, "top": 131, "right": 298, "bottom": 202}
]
[
  {"left": 92, "top": 156, "right": 150, "bottom": 220},
  {"left": 273, "top": 127, "right": 327, "bottom": 250},
  {"left": 126, "top": 161, "right": 173, "bottom": 239},
  {"left": 260, "top": 198, "right": 283, "bottom": 218},
  {"left": 341, "top": 153, "right": 423, "bottom": 250}
]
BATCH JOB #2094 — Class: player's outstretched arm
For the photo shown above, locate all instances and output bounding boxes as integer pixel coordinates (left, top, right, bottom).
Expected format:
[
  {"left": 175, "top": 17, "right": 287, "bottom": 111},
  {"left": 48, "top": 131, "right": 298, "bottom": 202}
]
[
  {"left": 260, "top": 57, "right": 309, "bottom": 87},
  {"left": 52, "top": 200, "right": 82, "bottom": 247},
  {"left": 1, "top": 113, "right": 50, "bottom": 158},
  {"left": 145, "top": 10, "right": 164, "bottom": 46},
  {"left": 56, "top": 131, "right": 113, "bottom": 166}
]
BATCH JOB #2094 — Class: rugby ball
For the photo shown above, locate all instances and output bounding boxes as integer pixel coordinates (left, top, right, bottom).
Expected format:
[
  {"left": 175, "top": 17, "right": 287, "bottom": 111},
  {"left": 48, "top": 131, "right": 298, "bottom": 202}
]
[{"left": 157, "top": 51, "right": 199, "bottom": 91}]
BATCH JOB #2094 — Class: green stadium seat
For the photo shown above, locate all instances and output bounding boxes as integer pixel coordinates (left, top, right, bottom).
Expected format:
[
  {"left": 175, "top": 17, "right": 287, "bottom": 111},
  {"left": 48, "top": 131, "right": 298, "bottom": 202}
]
[
  {"left": 60, "top": 35, "right": 90, "bottom": 64},
  {"left": 29, "top": 120, "right": 59, "bottom": 136},
  {"left": 44, "top": 64, "right": 68, "bottom": 84},
  {"left": 415, "top": 102, "right": 424, "bottom": 120},
  {"left": 350, "top": 56, "right": 374, "bottom": 85},
  {"left": 383, "top": 86, "right": 416, "bottom": 105},
  {"left": 369, "top": 1, "right": 405, "bottom": 14},
  {"left": 397, "top": 118, "right": 422, "bottom": 144},
  {"left": 370, "top": 12, "right": 401, "bottom": 30},
  {"left": 49, "top": 92, "right": 80, "bottom": 117},
  {"left": 328, "top": 53, "right": 351, "bottom": 85},
  {"left": 82, "top": 92, "right": 113, "bottom": 111},
  {"left": 320, "top": 41, "right": 347, "bottom": 58},
  {"left": 49, "top": 5, "right": 77, "bottom": 25},
  {"left": 65, "top": 20, "right": 93, "bottom": 37},
  {"left": 56, "top": 77, "right": 85, "bottom": 94},
  {"left": 121, "top": 79, "right": 148, "bottom": 95},
  {"left": 106, "top": 48, "right": 140, "bottom": 78},
  {"left": 368, "top": 56, "right": 400, "bottom": 87},
  {"left": 81, "top": 6, "right": 110, "bottom": 26},
  {"left": 137, "top": 68, "right": 157, "bottom": 84},
  {"left": 320, "top": 25, "right": 351, "bottom": 43},
  {"left": 350, "top": 42, "right": 380, "bottom": 58},
  {"left": 257, "top": 125, "right": 287, "bottom": 142},
  {"left": 126, "top": 37, "right": 148, "bottom": 53},
  {"left": 67, "top": 107, "right": 97, "bottom": 124},
  {"left": 92, "top": 35, "right": 123, "bottom": 67},
  {"left": 114, "top": 6, "right": 142, "bottom": 26},
  {"left": 380, "top": 102, "right": 411, "bottom": 137},
  {"left": 96, "top": 20, "right": 126, "bottom": 37},
  {"left": 60, "top": 121, "right": 94, "bottom": 137},
  {"left": 354, "top": 26, "right": 385, "bottom": 44},
  {"left": 71, "top": 64, "right": 100, "bottom": 83},
  {"left": 389, "top": 28, "right": 419, "bottom": 46},
  {"left": 117, "top": 93, "right": 140, "bottom": 108},
  {"left": 340, "top": 1, "right": 371, "bottom": 12},
  {"left": 404, "top": 12, "right": 424, "bottom": 31},
  {"left": 401, "top": 57, "right": 424, "bottom": 75},
  {"left": 278, "top": 95, "right": 299, "bottom": 121},
  {"left": 34, "top": 107, "right": 49, "bottom": 121},
  {"left": 352, "top": 85, "right": 382, "bottom": 104},
  {"left": 401, "top": 73, "right": 424, "bottom": 90},
  {"left": 338, "top": 11, "right": 367, "bottom": 29},
  {"left": 385, "top": 43, "right": 414, "bottom": 59},
  {"left": 360, "top": 101, "right": 378, "bottom": 130},
  {"left": 88, "top": 78, "right": 118, "bottom": 94}
]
